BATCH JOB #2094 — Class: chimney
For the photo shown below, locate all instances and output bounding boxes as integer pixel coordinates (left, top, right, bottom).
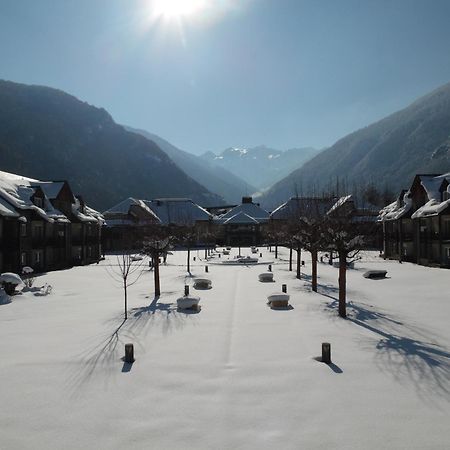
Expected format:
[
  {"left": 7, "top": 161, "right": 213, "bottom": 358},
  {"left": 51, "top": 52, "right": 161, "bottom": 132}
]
[{"left": 242, "top": 196, "right": 252, "bottom": 204}]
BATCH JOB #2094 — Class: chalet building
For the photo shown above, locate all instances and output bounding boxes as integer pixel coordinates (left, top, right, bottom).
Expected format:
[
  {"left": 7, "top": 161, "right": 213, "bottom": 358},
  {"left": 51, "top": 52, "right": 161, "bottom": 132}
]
[
  {"left": 102, "top": 198, "right": 161, "bottom": 251},
  {"left": 0, "top": 171, "right": 103, "bottom": 274},
  {"left": 214, "top": 197, "right": 269, "bottom": 246},
  {"left": 270, "top": 195, "right": 381, "bottom": 249},
  {"left": 379, "top": 174, "right": 450, "bottom": 268},
  {"left": 102, "top": 197, "right": 214, "bottom": 250}
]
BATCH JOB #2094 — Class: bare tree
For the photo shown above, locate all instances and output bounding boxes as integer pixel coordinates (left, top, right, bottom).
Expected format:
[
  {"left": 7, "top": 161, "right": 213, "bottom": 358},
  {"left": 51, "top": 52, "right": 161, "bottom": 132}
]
[
  {"left": 297, "top": 216, "right": 327, "bottom": 292},
  {"left": 141, "top": 225, "right": 176, "bottom": 297},
  {"left": 324, "top": 216, "right": 372, "bottom": 318},
  {"left": 176, "top": 225, "right": 198, "bottom": 273},
  {"left": 106, "top": 234, "right": 145, "bottom": 319}
]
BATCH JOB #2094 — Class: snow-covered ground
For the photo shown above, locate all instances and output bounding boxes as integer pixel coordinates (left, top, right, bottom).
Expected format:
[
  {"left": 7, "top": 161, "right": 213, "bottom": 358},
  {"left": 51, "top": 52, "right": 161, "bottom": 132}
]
[{"left": 0, "top": 247, "right": 449, "bottom": 449}]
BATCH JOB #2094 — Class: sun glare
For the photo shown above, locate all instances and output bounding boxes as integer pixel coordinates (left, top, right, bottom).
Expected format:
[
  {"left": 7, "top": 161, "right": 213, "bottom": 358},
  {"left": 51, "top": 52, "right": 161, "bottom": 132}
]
[{"left": 152, "top": 0, "right": 207, "bottom": 19}]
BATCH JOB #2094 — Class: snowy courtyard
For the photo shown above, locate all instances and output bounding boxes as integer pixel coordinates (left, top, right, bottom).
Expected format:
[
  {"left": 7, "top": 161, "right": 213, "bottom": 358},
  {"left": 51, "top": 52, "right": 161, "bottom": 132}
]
[{"left": 0, "top": 247, "right": 449, "bottom": 449}]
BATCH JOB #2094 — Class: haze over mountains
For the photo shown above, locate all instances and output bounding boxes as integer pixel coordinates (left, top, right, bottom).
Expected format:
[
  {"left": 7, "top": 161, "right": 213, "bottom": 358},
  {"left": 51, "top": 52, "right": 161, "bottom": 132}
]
[
  {"left": 259, "top": 81, "right": 450, "bottom": 209},
  {"left": 201, "top": 146, "right": 320, "bottom": 190},
  {"left": 125, "top": 127, "right": 258, "bottom": 204}
]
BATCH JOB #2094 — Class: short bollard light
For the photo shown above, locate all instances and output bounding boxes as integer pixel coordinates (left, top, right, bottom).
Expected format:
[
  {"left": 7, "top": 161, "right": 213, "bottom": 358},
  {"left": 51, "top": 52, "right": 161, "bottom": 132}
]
[
  {"left": 193, "top": 256, "right": 196, "bottom": 261},
  {"left": 282, "top": 284, "right": 287, "bottom": 293},
  {"left": 260, "top": 252, "right": 263, "bottom": 257},
  {"left": 205, "top": 265, "right": 209, "bottom": 273},
  {"left": 268, "top": 264, "right": 272, "bottom": 272},
  {"left": 125, "top": 344, "right": 135, "bottom": 363},
  {"left": 322, "top": 342, "right": 331, "bottom": 364},
  {"left": 184, "top": 285, "right": 189, "bottom": 296},
  {"left": 301, "top": 260, "right": 305, "bottom": 266}
]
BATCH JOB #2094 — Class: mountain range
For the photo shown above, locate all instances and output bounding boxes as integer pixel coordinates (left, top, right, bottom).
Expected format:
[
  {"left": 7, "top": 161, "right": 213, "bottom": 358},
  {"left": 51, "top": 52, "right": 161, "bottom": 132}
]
[
  {"left": 201, "top": 145, "right": 320, "bottom": 190},
  {"left": 1, "top": 79, "right": 450, "bottom": 213},
  {"left": 125, "top": 127, "right": 257, "bottom": 204},
  {"left": 0, "top": 80, "right": 222, "bottom": 210},
  {"left": 259, "top": 82, "right": 450, "bottom": 209}
]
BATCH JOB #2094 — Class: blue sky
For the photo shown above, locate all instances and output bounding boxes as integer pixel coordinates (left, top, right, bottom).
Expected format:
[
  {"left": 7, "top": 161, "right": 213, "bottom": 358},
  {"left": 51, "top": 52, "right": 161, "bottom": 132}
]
[{"left": 2, "top": 0, "right": 450, "bottom": 154}]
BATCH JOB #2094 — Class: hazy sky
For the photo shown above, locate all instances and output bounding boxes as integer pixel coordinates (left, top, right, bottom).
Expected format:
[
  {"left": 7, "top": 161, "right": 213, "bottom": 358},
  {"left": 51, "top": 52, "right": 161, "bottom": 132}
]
[{"left": 2, "top": 0, "right": 450, "bottom": 155}]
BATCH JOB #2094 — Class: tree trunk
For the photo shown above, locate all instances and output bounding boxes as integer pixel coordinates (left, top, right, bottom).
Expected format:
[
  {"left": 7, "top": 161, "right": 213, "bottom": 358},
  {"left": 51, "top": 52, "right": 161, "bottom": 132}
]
[
  {"left": 204, "top": 247, "right": 207, "bottom": 259},
  {"left": 187, "top": 247, "right": 190, "bottom": 273},
  {"left": 124, "top": 279, "right": 128, "bottom": 320},
  {"left": 338, "top": 251, "right": 347, "bottom": 318},
  {"left": 154, "top": 255, "right": 161, "bottom": 297},
  {"left": 311, "top": 249, "right": 318, "bottom": 292},
  {"left": 275, "top": 244, "right": 278, "bottom": 259},
  {"left": 289, "top": 247, "right": 293, "bottom": 271},
  {"left": 296, "top": 245, "right": 301, "bottom": 279}
]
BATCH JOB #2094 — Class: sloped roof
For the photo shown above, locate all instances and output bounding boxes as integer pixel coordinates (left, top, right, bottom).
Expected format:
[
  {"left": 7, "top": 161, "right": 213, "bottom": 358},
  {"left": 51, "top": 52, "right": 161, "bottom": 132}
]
[
  {"left": 327, "top": 195, "right": 353, "bottom": 215},
  {"left": 0, "top": 196, "right": 19, "bottom": 218},
  {"left": 0, "top": 170, "right": 69, "bottom": 223},
  {"left": 270, "top": 197, "right": 336, "bottom": 220},
  {"left": 144, "top": 198, "right": 212, "bottom": 225},
  {"left": 35, "top": 181, "right": 66, "bottom": 200},
  {"left": 103, "top": 197, "right": 160, "bottom": 227},
  {"left": 104, "top": 197, "right": 158, "bottom": 218},
  {"left": 411, "top": 173, "right": 450, "bottom": 219},
  {"left": 379, "top": 173, "right": 450, "bottom": 221},
  {"left": 0, "top": 170, "right": 103, "bottom": 224},
  {"left": 223, "top": 212, "right": 259, "bottom": 225},
  {"left": 219, "top": 202, "right": 269, "bottom": 223}
]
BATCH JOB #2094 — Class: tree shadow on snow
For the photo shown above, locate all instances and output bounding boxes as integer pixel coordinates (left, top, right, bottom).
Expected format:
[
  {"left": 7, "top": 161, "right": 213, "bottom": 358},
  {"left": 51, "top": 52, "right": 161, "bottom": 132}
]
[
  {"left": 66, "top": 318, "right": 134, "bottom": 395},
  {"left": 325, "top": 298, "right": 450, "bottom": 403},
  {"left": 127, "top": 295, "right": 199, "bottom": 337}
]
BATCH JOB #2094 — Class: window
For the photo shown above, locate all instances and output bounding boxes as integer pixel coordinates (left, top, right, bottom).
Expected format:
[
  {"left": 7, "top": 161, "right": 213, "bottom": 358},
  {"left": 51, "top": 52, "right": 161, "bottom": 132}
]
[
  {"left": 20, "top": 252, "right": 27, "bottom": 265},
  {"left": 32, "top": 223, "right": 44, "bottom": 240},
  {"left": 58, "top": 225, "right": 65, "bottom": 237},
  {"left": 34, "top": 197, "right": 44, "bottom": 208},
  {"left": 443, "top": 219, "right": 450, "bottom": 239},
  {"left": 20, "top": 223, "right": 27, "bottom": 237},
  {"left": 34, "top": 250, "right": 42, "bottom": 264}
]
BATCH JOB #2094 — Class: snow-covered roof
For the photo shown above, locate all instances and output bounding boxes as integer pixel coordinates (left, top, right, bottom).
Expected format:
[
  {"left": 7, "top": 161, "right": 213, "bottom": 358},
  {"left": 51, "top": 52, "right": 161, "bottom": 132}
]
[
  {"left": 103, "top": 197, "right": 160, "bottom": 227},
  {"left": 0, "top": 170, "right": 103, "bottom": 224},
  {"left": 145, "top": 198, "right": 212, "bottom": 226},
  {"left": 270, "top": 197, "right": 336, "bottom": 220},
  {"left": 104, "top": 197, "right": 159, "bottom": 219},
  {"left": 0, "top": 170, "right": 69, "bottom": 223},
  {"left": 218, "top": 201, "right": 269, "bottom": 224},
  {"left": 379, "top": 174, "right": 450, "bottom": 221},
  {"left": 0, "top": 196, "right": 19, "bottom": 218},
  {"left": 327, "top": 195, "right": 354, "bottom": 215},
  {"left": 71, "top": 197, "right": 104, "bottom": 224},
  {"left": 410, "top": 173, "right": 450, "bottom": 219},
  {"left": 223, "top": 212, "right": 259, "bottom": 225}
]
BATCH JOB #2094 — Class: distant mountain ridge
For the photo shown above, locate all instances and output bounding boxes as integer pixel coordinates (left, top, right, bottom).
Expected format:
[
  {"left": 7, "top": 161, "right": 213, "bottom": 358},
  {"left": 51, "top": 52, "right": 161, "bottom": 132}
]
[
  {"left": 260, "top": 81, "right": 450, "bottom": 209},
  {"left": 201, "top": 145, "right": 321, "bottom": 190},
  {"left": 0, "top": 80, "right": 222, "bottom": 210},
  {"left": 125, "top": 127, "right": 256, "bottom": 204}
]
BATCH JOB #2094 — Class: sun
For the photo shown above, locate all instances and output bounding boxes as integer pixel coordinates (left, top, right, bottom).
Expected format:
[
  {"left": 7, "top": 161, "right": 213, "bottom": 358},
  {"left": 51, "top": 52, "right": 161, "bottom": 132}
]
[{"left": 152, "top": 0, "right": 207, "bottom": 19}]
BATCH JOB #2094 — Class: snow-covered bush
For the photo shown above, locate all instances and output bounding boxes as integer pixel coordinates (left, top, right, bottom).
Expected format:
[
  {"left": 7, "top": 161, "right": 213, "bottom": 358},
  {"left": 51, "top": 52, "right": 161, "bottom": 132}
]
[
  {"left": 0, "top": 272, "right": 23, "bottom": 295},
  {"left": 22, "top": 266, "right": 35, "bottom": 289}
]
